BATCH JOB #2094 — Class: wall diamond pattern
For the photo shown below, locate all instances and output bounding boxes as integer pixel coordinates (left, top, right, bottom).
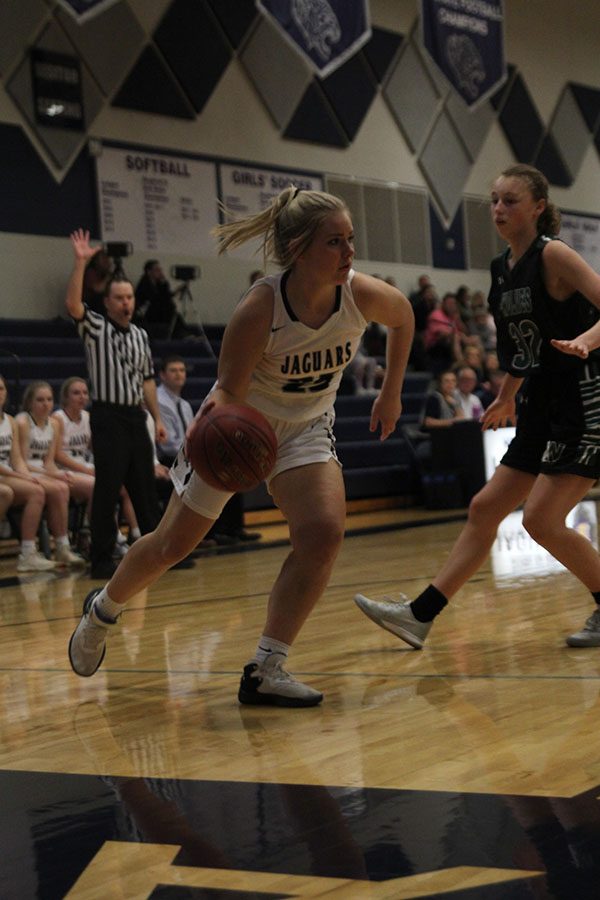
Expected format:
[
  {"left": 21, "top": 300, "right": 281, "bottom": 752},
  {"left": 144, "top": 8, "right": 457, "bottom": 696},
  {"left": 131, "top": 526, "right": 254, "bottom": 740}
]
[{"left": 0, "top": 0, "right": 599, "bottom": 231}]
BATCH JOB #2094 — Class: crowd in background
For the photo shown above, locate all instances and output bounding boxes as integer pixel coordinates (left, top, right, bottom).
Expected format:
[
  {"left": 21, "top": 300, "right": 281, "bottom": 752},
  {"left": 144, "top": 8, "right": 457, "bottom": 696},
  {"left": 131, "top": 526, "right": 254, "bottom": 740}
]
[{"left": 343, "top": 272, "right": 501, "bottom": 427}]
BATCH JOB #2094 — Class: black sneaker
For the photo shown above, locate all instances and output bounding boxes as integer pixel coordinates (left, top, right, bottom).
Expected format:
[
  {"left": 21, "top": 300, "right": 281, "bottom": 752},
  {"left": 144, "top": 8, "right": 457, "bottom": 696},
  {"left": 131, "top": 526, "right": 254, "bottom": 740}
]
[{"left": 238, "top": 655, "right": 323, "bottom": 707}]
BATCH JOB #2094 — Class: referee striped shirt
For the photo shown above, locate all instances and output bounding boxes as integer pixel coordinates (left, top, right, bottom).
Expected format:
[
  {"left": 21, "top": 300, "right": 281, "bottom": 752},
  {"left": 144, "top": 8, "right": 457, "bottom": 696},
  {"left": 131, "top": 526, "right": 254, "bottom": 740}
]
[{"left": 75, "top": 306, "right": 154, "bottom": 406}]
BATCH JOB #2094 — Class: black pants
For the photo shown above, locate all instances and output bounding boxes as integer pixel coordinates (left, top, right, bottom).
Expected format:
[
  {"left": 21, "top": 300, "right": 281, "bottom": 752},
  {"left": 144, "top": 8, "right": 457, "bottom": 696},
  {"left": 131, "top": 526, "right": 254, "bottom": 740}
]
[{"left": 90, "top": 403, "right": 160, "bottom": 568}]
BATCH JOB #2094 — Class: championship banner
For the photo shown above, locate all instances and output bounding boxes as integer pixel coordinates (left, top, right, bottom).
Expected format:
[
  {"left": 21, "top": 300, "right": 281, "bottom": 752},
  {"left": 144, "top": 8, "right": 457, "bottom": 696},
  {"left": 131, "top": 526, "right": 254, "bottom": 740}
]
[
  {"left": 256, "top": 0, "right": 371, "bottom": 79},
  {"left": 55, "top": 0, "right": 122, "bottom": 23},
  {"left": 421, "top": 0, "right": 506, "bottom": 108}
]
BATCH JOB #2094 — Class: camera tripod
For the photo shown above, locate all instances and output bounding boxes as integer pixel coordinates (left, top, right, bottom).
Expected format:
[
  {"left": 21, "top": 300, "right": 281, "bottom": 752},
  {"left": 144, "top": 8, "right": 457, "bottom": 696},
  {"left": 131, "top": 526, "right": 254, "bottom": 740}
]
[{"left": 170, "top": 279, "right": 216, "bottom": 359}]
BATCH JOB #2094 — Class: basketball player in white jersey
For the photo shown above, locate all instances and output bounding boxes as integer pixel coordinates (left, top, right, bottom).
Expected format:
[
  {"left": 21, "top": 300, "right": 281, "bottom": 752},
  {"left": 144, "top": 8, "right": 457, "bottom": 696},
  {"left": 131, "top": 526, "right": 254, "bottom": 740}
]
[
  {"left": 52, "top": 376, "right": 142, "bottom": 557},
  {"left": 68, "top": 189, "right": 414, "bottom": 706},
  {"left": 0, "top": 375, "right": 55, "bottom": 571},
  {"left": 17, "top": 381, "right": 85, "bottom": 567}
]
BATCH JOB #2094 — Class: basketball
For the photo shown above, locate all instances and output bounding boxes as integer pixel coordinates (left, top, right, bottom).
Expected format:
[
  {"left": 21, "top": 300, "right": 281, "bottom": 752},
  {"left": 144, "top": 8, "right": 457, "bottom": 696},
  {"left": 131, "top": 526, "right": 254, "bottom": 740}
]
[{"left": 187, "top": 404, "right": 277, "bottom": 492}]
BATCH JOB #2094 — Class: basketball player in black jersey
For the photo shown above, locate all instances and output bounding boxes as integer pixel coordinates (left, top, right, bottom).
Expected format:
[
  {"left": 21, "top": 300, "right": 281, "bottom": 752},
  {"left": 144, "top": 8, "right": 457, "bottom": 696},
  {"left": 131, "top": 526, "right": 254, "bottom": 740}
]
[{"left": 356, "top": 164, "right": 600, "bottom": 649}]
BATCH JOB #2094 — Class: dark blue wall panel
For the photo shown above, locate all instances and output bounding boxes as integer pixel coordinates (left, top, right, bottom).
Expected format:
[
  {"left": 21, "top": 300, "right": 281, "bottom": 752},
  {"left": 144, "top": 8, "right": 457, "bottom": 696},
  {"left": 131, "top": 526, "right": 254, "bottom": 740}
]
[
  {"left": 0, "top": 123, "right": 98, "bottom": 236},
  {"left": 497, "top": 72, "right": 544, "bottom": 164},
  {"left": 429, "top": 202, "right": 466, "bottom": 270}
]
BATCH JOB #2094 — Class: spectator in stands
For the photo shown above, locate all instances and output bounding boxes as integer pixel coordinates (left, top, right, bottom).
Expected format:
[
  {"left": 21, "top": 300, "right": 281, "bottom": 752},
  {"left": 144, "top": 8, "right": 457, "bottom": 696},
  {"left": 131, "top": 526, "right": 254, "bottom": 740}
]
[
  {"left": 409, "top": 273, "right": 433, "bottom": 308},
  {"left": 156, "top": 356, "right": 191, "bottom": 466},
  {"left": 16, "top": 381, "right": 85, "bottom": 567},
  {"left": 134, "top": 260, "right": 179, "bottom": 337},
  {"left": 52, "top": 377, "right": 94, "bottom": 522},
  {"left": 52, "top": 376, "right": 141, "bottom": 559},
  {"left": 412, "top": 283, "right": 437, "bottom": 335},
  {"left": 344, "top": 344, "right": 381, "bottom": 396},
  {"left": 423, "top": 293, "right": 464, "bottom": 374},
  {"left": 144, "top": 406, "right": 185, "bottom": 517},
  {"left": 156, "top": 355, "right": 259, "bottom": 545},
  {"left": 459, "top": 343, "right": 486, "bottom": 385},
  {"left": 484, "top": 350, "right": 500, "bottom": 376},
  {"left": 476, "top": 368, "right": 505, "bottom": 410},
  {"left": 407, "top": 283, "right": 437, "bottom": 371},
  {"left": 454, "top": 366, "right": 484, "bottom": 420},
  {"left": 455, "top": 284, "right": 472, "bottom": 329},
  {"left": 135, "top": 260, "right": 203, "bottom": 340},
  {"left": 0, "top": 375, "right": 55, "bottom": 572},
  {"left": 82, "top": 249, "right": 113, "bottom": 315},
  {"left": 469, "top": 292, "right": 497, "bottom": 351},
  {"left": 421, "top": 370, "right": 464, "bottom": 429}
]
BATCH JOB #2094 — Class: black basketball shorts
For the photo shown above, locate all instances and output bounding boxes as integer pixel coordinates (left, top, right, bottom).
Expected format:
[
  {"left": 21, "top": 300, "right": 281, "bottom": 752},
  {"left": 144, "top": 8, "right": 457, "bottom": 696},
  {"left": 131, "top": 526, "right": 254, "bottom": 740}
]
[{"left": 501, "top": 364, "right": 600, "bottom": 481}]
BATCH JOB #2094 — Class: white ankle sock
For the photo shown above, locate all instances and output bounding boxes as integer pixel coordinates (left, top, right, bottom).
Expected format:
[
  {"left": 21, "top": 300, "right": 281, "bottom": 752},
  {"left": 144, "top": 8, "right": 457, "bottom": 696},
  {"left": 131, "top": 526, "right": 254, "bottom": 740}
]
[
  {"left": 21, "top": 540, "right": 35, "bottom": 554},
  {"left": 56, "top": 534, "right": 70, "bottom": 547},
  {"left": 94, "top": 589, "right": 124, "bottom": 622},
  {"left": 254, "top": 635, "right": 290, "bottom": 664}
]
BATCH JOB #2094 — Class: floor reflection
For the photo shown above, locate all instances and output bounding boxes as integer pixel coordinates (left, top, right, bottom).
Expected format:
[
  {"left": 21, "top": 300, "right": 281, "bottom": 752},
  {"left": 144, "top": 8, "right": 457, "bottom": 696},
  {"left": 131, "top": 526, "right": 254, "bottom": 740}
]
[
  {"left": 3, "top": 758, "right": 599, "bottom": 898},
  {"left": 491, "top": 501, "right": 598, "bottom": 581}
]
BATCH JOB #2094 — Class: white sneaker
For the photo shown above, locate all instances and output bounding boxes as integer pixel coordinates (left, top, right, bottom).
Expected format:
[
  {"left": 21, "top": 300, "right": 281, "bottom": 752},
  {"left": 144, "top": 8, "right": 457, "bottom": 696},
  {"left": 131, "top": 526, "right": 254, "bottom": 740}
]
[
  {"left": 68, "top": 589, "right": 120, "bottom": 677},
  {"left": 55, "top": 545, "right": 87, "bottom": 567},
  {"left": 354, "top": 593, "right": 432, "bottom": 649},
  {"left": 238, "top": 654, "right": 323, "bottom": 707},
  {"left": 566, "top": 607, "right": 600, "bottom": 647},
  {"left": 17, "top": 551, "right": 56, "bottom": 572}
]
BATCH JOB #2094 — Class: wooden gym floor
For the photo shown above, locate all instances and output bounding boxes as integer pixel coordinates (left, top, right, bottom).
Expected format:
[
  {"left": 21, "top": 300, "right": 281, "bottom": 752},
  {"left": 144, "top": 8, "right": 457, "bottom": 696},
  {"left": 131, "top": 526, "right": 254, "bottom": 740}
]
[{"left": 0, "top": 501, "right": 599, "bottom": 899}]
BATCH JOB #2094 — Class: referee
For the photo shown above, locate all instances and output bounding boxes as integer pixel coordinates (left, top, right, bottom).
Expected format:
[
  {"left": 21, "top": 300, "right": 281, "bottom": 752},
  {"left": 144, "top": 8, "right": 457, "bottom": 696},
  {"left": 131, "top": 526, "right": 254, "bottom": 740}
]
[{"left": 65, "top": 228, "right": 165, "bottom": 578}]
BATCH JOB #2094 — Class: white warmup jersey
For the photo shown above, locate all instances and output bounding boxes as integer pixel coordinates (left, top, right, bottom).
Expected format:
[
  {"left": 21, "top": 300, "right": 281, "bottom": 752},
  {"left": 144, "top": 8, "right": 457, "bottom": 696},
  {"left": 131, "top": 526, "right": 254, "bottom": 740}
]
[
  {"left": 53, "top": 408, "right": 93, "bottom": 467},
  {"left": 0, "top": 415, "right": 13, "bottom": 468},
  {"left": 17, "top": 413, "right": 53, "bottom": 469},
  {"left": 245, "top": 269, "right": 368, "bottom": 422}
]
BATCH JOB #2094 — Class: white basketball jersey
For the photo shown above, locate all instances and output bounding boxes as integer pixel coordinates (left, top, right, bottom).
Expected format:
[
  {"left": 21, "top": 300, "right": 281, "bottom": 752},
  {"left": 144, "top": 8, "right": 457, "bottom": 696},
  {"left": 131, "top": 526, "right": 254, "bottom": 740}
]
[
  {"left": 18, "top": 413, "right": 53, "bottom": 469},
  {"left": 54, "top": 408, "right": 92, "bottom": 463},
  {"left": 0, "top": 414, "right": 13, "bottom": 468},
  {"left": 246, "top": 269, "right": 367, "bottom": 422}
]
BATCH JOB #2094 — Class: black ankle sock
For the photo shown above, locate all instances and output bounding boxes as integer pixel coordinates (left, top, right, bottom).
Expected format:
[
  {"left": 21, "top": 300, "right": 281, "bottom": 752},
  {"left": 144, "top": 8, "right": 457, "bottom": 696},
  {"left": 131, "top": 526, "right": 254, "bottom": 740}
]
[
  {"left": 410, "top": 586, "right": 448, "bottom": 623},
  {"left": 592, "top": 591, "right": 600, "bottom": 606}
]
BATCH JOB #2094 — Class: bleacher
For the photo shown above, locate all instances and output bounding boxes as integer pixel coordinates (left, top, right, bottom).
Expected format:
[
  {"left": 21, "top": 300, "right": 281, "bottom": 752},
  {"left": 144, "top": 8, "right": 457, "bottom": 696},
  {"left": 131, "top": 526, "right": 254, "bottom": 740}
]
[{"left": 0, "top": 318, "right": 431, "bottom": 512}]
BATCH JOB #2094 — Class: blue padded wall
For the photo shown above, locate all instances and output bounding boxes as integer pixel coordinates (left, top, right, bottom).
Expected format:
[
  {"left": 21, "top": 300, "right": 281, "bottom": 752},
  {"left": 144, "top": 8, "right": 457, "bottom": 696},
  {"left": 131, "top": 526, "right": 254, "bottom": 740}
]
[
  {"left": 497, "top": 72, "right": 544, "bottom": 164},
  {"left": 319, "top": 52, "right": 378, "bottom": 143},
  {"left": 206, "top": 0, "right": 258, "bottom": 49},
  {"left": 284, "top": 82, "right": 348, "bottom": 147},
  {"left": 154, "top": 0, "right": 232, "bottom": 115},
  {"left": 429, "top": 203, "right": 466, "bottom": 271},
  {"left": 0, "top": 123, "right": 97, "bottom": 236},
  {"left": 112, "top": 45, "right": 195, "bottom": 119}
]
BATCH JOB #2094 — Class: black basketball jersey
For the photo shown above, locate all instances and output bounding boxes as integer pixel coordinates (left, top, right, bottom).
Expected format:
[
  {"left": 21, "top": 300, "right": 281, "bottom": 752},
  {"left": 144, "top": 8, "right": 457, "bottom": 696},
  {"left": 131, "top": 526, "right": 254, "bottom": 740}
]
[{"left": 488, "top": 235, "right": 599, "bottom": 376}]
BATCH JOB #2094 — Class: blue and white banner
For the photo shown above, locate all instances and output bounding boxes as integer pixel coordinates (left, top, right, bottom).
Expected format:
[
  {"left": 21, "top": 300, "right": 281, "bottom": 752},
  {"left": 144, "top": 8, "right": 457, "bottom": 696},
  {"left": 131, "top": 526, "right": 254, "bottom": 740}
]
[
  {"left": 55, "top": 0, "right": 121, "bottom": 24},
  {"left": 421, "top": 0, "right": 506, "bottom": 108},
  {"left": 256, "top": 0, "right": 371, "bottom": 79}
]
